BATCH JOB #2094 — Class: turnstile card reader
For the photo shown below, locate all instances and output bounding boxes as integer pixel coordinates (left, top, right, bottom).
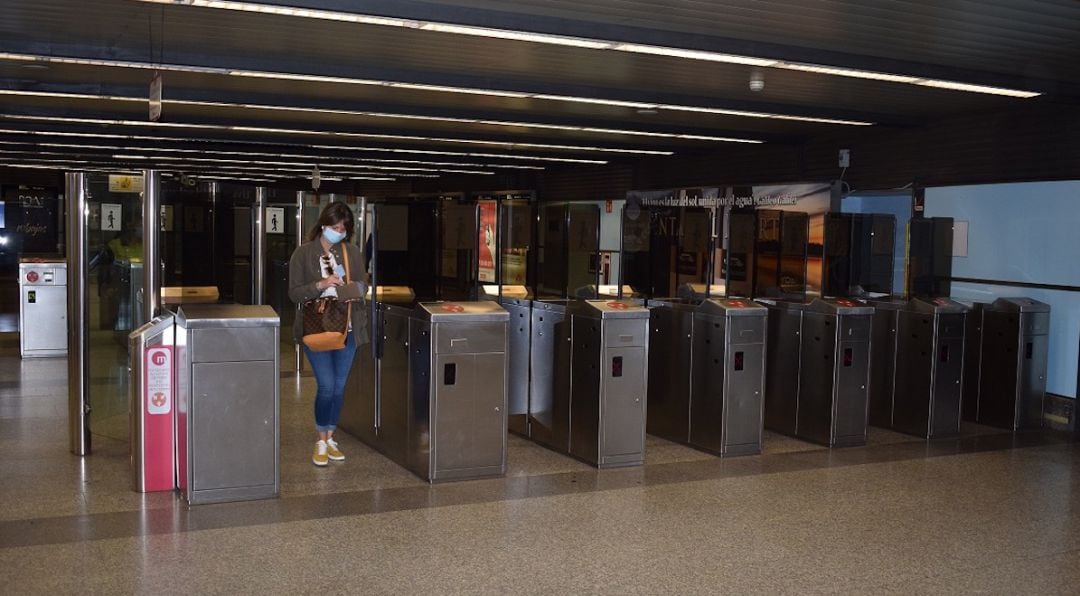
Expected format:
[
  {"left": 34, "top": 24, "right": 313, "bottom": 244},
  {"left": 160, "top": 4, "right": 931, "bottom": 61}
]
[
  {"left": 870, "top": 297, "right": 968, "bottom": 438},
  {"left": 175, "top": 304, "right": 280, "bottom": 505},
  {"left": 408, "top": 301, "right": 509, "bottom": 482},
  {"left": 689, "top": 299, "right": 768, "bottom": 456},
  {"left": 569, "top": 300, "right": 649, "bottom": 468},
  {"left": 971, "top": 298, "right": 1050, "bottom": 430},
  {"left": 764, "top": 298, "right": 873, "bottom": 447}
]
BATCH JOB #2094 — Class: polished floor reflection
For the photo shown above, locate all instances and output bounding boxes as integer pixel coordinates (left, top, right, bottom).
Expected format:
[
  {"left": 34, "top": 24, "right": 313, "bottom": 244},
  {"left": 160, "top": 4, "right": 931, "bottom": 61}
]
[{"left": 1, "top": 333, "right": 1078, "bottom": 594}]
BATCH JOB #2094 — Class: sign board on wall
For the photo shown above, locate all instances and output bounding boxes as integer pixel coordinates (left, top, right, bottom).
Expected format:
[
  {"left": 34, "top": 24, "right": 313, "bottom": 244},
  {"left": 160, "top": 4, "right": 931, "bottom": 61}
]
[
  {"left": 101, "top": 203, "right": 122, "bottom": 232},
  {"left": 109, "top": 175, "right": 145, "bottom": 193},
  {"left": 266, "top": 207, "right": 285, "bottom": 235}
]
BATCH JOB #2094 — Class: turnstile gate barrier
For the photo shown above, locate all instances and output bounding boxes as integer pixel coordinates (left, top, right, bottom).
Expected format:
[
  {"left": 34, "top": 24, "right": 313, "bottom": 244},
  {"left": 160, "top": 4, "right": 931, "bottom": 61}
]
[
  {"left": 968, "top": 298, "right": 1050, "bottom": 430},
  {"left": 869, "top": 297, "right": 968, "bottom": 438},
  {"left": 648, "top": 298, "right": 767, "bottom": 456},
  {"left": 569, "top": 299, "right": 649, "bottom": 468},
  {"left": 482, "top": 286, "right": 531, "bottom": 436},
  {"left": 764, "top": 298, "right": 874, "bottom": 447},
  {"left": 175, "top": 304, "right": 280, "bottom": 504},
  {"left": 408, "top": 301, "right": 509, "bottom": 481}
]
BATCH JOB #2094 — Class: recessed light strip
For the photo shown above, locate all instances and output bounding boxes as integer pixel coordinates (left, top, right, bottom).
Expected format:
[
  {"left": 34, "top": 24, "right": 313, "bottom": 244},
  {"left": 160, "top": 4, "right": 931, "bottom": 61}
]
[
  {"left": 0, "top": 113, "right": 672, "bottom": 155},
  {"left": 126, "top": 0, "right": 1041, "bottom": 99},
  {"left": 0, "top": 52, "right": 872, "bottom": 125},
  {"left": 0, "top": 126, "right": 607, "bottom": 164}
]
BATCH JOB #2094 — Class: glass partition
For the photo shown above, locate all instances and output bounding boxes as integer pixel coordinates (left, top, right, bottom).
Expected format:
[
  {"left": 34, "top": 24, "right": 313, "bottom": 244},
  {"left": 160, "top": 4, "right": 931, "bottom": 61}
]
[
  {"left": 86, "top": 173, "right": 146, "bottom": 441},
  {"left": 497, "top": 199, "right": 534, "bottom": 290}
]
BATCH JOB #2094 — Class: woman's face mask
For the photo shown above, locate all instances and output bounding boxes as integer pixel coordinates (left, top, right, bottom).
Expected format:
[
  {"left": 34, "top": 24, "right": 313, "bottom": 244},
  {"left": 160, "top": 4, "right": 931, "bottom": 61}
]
[{"left": 322, "top": 225, "right": 346, "bottom": 245}]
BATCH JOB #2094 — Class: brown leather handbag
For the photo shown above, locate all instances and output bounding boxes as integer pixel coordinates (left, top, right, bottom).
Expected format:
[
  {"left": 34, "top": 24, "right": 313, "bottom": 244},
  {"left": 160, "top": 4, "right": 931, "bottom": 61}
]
[{"left": 301, "top": 247, "right": 352, "bottom": 352}]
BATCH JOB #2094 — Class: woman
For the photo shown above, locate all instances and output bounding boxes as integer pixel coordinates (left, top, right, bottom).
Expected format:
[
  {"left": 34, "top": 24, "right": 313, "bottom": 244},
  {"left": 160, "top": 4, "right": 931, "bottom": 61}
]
[{"left": 288, "top": 202, "right": 368, "bottom": 467}]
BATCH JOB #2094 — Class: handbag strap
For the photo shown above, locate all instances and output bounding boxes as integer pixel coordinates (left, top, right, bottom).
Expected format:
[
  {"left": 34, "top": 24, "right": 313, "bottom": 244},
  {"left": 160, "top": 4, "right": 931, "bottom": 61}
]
[{"left": 341, "top": 244, "right": 353, "bottom": 325}]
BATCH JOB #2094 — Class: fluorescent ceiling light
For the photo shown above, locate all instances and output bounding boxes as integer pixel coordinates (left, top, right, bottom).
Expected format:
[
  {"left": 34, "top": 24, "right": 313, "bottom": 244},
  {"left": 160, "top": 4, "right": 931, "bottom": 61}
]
[
  {"left": 124, "top": 1, "right": 1041, "bottom": 99},
  {"left": 0, "top": 126, "right": 608, "bottom": 163},
  {"left": 0, "top": 113, "right": 671, "bottom": 155},
  {"left": 0, "top": 52, "right": 871, "bottom": 125},
  {"left": 0, "top": 89, "right": 764, "bottom": 143}
]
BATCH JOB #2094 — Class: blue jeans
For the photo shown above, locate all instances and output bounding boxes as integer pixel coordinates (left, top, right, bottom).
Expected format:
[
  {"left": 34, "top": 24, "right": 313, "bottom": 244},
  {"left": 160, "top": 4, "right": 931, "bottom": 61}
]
[{"left": 304, "top": 333, "right": 357, "bottom": 433}]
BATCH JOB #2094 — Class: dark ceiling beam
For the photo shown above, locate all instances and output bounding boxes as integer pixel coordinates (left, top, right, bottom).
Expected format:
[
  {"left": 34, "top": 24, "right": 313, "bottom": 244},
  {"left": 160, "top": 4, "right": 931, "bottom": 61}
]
[
  {"left": 0, "top": 78, "right": 859, "bottom": 142},
  {"left": 0, "top": 40, "right": 913, "bottom": 126},
  {"left": 225, "top": 0, "right": 1071, "bottom": 97}
]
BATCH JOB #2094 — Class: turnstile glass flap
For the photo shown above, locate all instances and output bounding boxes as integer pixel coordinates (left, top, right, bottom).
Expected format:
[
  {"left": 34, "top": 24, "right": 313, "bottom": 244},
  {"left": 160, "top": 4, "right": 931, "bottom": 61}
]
[
  {"left": 755, "top": 298, "right": 810, "bottom": 312},
  {"left": 698, "top": 298, "right": 767, "bottom": 317},
  {"left": 646, "top": 297, "right": 698, "bottom": 311},
  {"left": 480, "top": 285, "right": 531, "bottom": 304},
  {"left": 810, "top": 297, "right": 875, "bottom": 315},
  {"left": 365, "top": 285, "right": 416, "bottom": 303},
  {"left": 176, "top": 304, "right": 280, "bottom": 328},
  {"left": 415, "top": 301, "right": 509, "bottom": 322}
]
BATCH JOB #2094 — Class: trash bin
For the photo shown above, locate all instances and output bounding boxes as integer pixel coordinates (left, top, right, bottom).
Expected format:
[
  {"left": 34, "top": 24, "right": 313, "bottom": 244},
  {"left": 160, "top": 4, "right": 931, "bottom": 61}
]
[
  {"left": 175, "top": 304, "right": 280, "bottom": 504},
  {"left": 408, "top": 301, "right": 509, "bottom": 481}
]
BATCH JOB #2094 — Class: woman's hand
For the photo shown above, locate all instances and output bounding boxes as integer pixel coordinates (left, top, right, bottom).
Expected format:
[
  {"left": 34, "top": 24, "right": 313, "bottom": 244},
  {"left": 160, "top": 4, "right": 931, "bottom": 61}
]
[{"left": 317, "top": 275, "right": 344, "bottom": 290}]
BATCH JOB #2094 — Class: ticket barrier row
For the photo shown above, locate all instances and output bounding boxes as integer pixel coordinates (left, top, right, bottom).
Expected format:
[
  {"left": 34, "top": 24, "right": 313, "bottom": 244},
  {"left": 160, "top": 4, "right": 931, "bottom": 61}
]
[{"left": 339, "top": 296, "right": 510, "bottom": 482}]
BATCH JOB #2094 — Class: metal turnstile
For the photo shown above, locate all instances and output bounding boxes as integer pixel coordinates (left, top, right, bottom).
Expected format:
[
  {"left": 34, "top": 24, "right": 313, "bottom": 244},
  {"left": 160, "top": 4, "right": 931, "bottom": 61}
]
[
  {"left": 690, "top": 299, "right": 767, "bottom": 456},
  {"left": 175, "top": 304, "right": 280, "bottom": 504},
  {"left": 568, "top": 300, "right": 649, "bottom": 468},
  {"left": 649, "top": 298, "right": 767, "bottom": 456},
  {"left": 408, "top": 301, "right": 509, "bottom": 481},
  {"left": 764, "top": 298, "right": 874, "bottom": 447},
  {"left": 869, "top": 297, "right": 968, "bottom": 438},
  {"left": 969, "top": 298, "right": 1050, "bottom": 430},
  {"left": 18, "top": 258, "right": 68, "bottom": 358},
  {"left": 527, "top": 299, "right": 573, "bottom": 451}
]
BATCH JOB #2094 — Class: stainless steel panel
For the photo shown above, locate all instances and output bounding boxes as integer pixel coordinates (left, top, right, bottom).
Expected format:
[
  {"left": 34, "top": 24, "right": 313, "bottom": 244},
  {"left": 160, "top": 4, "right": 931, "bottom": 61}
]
[
  {"left": 189, "top": 360, "right": 277, "bottom": 502},
  {"left": 190, "top": 327, "right": 277, "bottom": 363},
  {"left": 763, "top": 306, "right": 801, "bottom": 435},
  {"left": 600, "top": 346, "right": 646, "bottom": 466},
  {"left": 833, "top": 337, "right": 870, "bottom": 446},
  {"left": 1019, "top": 334, "right": 1049, "bottom": 429},
  {"left": 727, "top": 316, "right": 765, "bottom": 345},
  {"left": 1025, "top": 312, "right": 1050, "bottom": 335},
  {"left": 892, "top": 311, "right": 934, "bottom": 437},
  {"left": 503, "top": 301, "right": 531, "bottom": 435},
  {"left": 177, "top": 304, "right": 280, "bottom": 328},
  {"left": 528, "top": 303, "right": 570, "bottom": 450},
  {"left": 689, "top": 314, "right": 727, "bottom": 454},
  {"left": 962, "top": 303, "right": 985, "bottom": 423},
  {"left": 646, "top": 305, "right": 693, "bottom": 442},
  {"left": 604, "top": 318, "right": 648, "bottom": 347},
  {"left": 21, "top": 285, "right": 68, "bottom": 355},
  {"left": 379, "top": 309, "right": 411, "bottom": 464},
  {"left": 839, "top": 315, "right": 872, "bottom": 342},
  {"left": 339, "top": 334, "right": 377, "bottom": 445},
  {"left": 722, "top": 341, "right": 765, "bottom": 455},
  {"left": 569, "top": 316, "right": 602, "bottom": 465},
  {"left": 435, "top": 321, "right": 506, "bottom": 354},
  {"left": 868, "top": 307, "right": 898, "bottom": 429},
  {"left": 407, "top": 319, "right": 433, "bottom": 479},
  {"left": 796, "top": 313, "right": 837, "bottom": 445},
  {"left": 929, "top": 333, "right": 965, "bottom": 438},
  {"left": 432, "top": 352, "right": 507, "bottom": 479}
]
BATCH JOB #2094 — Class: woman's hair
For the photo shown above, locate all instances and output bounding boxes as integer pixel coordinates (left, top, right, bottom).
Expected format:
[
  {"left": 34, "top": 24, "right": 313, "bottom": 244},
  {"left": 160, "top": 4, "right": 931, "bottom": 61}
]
[{"left": 308, "top": 202, "right": 356, "bottom": 242}]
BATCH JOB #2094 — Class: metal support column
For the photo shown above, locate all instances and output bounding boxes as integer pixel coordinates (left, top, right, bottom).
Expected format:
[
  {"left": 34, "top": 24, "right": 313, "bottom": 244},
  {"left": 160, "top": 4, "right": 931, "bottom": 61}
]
[
  {"left": 66, "top": 172, "right": 90, "bottom": 455},
  {"left": 253, "top": 187, "right": 267, "bottom": 304},
  {"left": 142, "top": 170, "right": 161, "bottom": 322},
  {"left": 294, "top": 191, "right": 305, "bottom": 374}
]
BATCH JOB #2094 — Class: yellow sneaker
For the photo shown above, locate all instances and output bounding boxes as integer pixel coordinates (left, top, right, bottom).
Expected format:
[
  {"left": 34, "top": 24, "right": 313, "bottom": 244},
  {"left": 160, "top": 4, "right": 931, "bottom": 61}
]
[
  {"left": 312, "top": 440, "right": 329, "bottom": 467},
  {"left": 326, "top": 438, "right": 345, "bottom": 462}
]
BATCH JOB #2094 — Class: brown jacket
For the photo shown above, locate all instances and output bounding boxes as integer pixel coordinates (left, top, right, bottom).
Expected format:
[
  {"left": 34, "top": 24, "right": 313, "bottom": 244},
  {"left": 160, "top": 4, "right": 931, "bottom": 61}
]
[{"left": 288, "top": 239, "right": 369, "bottom": 345}]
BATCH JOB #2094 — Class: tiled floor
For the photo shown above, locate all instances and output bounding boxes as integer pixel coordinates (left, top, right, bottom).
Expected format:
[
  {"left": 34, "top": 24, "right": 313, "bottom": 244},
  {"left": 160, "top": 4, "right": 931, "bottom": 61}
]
[{"left": 1, "top": 333, "right": 1078, "bottom": 594}]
